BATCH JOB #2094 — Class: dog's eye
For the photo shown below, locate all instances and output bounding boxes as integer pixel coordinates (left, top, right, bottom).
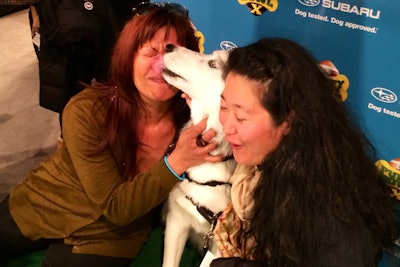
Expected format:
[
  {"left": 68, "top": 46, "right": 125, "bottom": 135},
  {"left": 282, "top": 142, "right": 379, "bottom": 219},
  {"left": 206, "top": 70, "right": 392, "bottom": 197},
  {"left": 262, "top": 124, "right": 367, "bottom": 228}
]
[{"left": 208, "top": 60, "right": 217, "bottom": 69}]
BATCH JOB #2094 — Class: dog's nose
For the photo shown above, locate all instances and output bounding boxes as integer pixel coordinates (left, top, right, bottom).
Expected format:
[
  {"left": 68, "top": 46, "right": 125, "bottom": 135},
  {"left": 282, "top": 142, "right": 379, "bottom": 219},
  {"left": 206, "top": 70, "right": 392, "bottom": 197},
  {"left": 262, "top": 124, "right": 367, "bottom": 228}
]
[{"left": 165, "top": 44, "right": 176, "bottom": 53}]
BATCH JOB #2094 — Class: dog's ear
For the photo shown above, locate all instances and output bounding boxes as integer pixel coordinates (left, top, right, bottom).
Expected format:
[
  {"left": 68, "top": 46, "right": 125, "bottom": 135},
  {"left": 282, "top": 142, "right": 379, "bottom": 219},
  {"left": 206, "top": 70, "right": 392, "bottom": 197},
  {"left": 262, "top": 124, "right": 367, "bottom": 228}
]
[
  {"left": 215, "top": 50, "right": 229, "bottom": 65},
  {"left": 214, "top": 50, "right": 229, "bottom": 80}
]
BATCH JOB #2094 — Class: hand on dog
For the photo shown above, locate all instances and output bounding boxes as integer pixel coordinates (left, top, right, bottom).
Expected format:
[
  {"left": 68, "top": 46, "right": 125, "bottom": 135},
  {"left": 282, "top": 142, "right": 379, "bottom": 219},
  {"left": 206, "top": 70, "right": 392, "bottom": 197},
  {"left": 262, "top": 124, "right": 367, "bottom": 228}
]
[{"left": 167, "top": 118, "right": 224, "bottom": 175}]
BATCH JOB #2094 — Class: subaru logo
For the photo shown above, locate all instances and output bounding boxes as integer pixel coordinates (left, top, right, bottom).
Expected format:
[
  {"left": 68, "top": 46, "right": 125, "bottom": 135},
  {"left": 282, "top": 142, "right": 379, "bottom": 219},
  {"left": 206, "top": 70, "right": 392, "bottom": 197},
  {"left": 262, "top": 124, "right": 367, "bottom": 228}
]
[
  {"left": 298, "top": 0, "right": 320, "bottom": 7},
  {"left": 371, "top": 87, "right": 398, "bottom": 103},
  {"left": 220, "top": 41, "right": 237, "bottom": 51}
]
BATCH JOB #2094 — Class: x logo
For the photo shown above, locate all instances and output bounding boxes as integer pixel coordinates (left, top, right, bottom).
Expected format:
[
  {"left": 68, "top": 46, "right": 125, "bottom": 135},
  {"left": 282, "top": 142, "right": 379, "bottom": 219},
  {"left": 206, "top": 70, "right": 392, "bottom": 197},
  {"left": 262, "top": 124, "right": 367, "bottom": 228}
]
[
  {"left": 249, "top": 3, "right": 263, "bottom": 15},
  {"left": 239, "top": 0, "right": 278, "bottom": 15}
]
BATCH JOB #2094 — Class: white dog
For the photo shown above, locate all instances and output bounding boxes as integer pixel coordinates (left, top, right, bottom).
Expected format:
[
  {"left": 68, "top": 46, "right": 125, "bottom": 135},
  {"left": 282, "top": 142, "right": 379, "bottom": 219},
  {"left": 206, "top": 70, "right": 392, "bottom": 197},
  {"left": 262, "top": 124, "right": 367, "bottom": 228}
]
[{"left": 161, "top": 44, "right": 236, "bottom": 267}]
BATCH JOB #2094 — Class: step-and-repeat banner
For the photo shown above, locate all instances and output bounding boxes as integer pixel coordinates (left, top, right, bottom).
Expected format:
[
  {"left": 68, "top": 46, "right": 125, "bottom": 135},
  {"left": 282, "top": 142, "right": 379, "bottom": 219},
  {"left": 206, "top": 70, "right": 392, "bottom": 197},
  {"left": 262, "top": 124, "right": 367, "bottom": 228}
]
[{"left": 159, "top": 0, "right": 400, "bottom": 199}]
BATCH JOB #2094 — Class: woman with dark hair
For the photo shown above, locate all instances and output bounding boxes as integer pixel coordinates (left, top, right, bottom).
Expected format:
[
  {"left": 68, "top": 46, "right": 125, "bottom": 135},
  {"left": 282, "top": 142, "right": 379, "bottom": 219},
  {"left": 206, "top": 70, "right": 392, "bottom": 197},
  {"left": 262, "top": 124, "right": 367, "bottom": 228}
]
[
  {"left": 0, "top": 4, "right": 221, "bottom": 266},
  {"left": 211, "top": 38, "right": 397, "bottom": 267}
]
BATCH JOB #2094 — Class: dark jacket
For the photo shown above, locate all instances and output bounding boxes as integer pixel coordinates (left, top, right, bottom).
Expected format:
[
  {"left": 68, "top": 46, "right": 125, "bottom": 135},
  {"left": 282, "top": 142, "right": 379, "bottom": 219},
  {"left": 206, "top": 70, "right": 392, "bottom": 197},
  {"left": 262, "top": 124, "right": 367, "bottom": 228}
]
[{"left": 36, "top": 0, "right": 144, "bottom": 113}]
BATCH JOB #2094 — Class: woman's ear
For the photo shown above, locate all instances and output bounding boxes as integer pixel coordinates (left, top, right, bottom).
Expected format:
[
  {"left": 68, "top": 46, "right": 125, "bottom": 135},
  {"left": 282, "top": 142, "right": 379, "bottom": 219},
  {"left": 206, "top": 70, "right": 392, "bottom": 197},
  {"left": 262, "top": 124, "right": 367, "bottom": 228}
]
[
  {"left": 280, "top": 121, "right": 290, "bottom": 136},
  {"left": 282, "top": 112, "right": 293, "bottom": 136}
]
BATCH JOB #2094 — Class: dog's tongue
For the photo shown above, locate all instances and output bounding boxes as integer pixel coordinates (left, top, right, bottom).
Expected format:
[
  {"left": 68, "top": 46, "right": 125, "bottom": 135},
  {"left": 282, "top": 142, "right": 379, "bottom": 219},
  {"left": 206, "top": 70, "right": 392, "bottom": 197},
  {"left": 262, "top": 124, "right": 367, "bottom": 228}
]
[{"left": 152, "top": 54, "right": 165, "bottom": 75}]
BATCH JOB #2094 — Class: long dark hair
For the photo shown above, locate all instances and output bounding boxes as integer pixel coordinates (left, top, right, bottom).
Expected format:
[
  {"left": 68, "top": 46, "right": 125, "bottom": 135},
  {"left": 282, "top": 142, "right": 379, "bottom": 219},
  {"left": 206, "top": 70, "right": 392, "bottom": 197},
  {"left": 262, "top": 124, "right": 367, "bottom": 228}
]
[
  {"left": 226, "top": 38, "right": 396, "bottom": 266},
  {"left": 93, "top": 8, "right": 199, "bottom": 178}
]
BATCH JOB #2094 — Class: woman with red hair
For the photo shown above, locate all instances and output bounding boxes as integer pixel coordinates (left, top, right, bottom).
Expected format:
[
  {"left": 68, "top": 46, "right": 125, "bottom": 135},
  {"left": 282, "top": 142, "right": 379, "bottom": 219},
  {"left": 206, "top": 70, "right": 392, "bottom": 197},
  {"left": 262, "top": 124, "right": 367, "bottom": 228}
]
[{"left": 0, "top": 4, "right": 221, "bottom": 266}]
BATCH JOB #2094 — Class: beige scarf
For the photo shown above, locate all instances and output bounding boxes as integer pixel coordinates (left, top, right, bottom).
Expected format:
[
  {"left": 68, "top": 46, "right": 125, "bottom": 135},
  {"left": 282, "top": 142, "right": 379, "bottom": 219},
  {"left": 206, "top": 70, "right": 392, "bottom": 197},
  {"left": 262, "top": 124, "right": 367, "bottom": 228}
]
[{"left": 214, "top": 164, "right": 261, "bottom": 259}]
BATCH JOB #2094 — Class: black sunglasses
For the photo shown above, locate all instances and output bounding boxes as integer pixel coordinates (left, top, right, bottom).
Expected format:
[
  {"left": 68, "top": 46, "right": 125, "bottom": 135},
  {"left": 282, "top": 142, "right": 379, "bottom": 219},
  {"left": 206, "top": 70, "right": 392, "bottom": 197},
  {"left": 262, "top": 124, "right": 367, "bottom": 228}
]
[{"left": 132, "top": 2, "right": 188, "bottom": 17}]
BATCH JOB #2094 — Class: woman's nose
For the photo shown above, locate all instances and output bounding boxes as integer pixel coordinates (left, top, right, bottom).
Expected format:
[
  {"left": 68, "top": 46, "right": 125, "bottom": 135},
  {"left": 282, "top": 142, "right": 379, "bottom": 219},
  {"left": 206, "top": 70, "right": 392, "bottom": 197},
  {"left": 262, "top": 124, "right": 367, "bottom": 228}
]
[
  {"left": 221, "top": 114, "right": 236, "bottom": 136},
  {"left": 152, "top": 54, "right": 164, "bottom": 74}
]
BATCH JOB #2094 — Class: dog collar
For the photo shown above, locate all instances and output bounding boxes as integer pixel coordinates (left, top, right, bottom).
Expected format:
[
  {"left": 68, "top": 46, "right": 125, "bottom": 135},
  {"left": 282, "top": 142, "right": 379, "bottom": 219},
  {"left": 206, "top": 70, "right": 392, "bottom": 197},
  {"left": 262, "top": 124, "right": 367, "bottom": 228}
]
[{"left": 186, "top": 176, "right": 231, "bottom": 187}]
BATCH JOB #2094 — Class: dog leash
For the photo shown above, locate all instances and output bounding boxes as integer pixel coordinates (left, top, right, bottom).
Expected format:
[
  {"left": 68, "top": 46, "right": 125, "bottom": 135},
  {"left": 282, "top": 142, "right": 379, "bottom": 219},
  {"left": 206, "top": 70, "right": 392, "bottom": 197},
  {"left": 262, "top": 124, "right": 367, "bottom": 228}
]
[
  {"left": 185, "top": 195, "right": 223, "bottom": 255},
  {"left": 183, "top": 158, "right": 233, "bottom": 255},
  {"left": 202, "top": 211, "right": 221, "bottom": 256}
]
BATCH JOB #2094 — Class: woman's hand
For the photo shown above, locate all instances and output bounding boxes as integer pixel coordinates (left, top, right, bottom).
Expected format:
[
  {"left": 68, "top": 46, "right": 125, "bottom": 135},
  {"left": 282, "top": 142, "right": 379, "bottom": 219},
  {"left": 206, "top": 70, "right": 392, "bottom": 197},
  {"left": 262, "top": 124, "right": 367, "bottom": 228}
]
[
  {"left": 166, "top": 118, "right": 223, "bottom": 175},
  {"left": 181, "top": 93, "right": 191, "bottom": 107}
]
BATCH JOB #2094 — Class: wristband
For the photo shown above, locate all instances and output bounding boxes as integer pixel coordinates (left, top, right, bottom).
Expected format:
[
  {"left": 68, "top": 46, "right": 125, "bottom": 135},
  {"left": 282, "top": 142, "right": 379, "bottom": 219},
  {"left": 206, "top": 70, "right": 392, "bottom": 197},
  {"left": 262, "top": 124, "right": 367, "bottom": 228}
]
[{"left": 163, "top": 155, "right": 186, "bottom": 181}]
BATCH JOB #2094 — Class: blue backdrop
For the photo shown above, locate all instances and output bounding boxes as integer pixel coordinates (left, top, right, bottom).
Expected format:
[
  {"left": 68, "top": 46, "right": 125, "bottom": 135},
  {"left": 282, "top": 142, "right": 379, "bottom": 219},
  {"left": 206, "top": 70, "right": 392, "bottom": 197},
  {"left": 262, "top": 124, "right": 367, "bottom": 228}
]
[
  {"left": 159, "top": 0, "right": 400, "bottom": 203},
  {"left": 156, "top": 1, "right": 400, "bottom": 263}
]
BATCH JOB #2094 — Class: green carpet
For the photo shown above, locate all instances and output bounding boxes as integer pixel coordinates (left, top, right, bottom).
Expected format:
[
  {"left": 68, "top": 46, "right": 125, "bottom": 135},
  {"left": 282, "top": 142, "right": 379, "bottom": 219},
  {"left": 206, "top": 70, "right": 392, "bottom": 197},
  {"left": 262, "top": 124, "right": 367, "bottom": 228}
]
[{"left": 3, "top": 225, "right": 201, "bottom": 267}]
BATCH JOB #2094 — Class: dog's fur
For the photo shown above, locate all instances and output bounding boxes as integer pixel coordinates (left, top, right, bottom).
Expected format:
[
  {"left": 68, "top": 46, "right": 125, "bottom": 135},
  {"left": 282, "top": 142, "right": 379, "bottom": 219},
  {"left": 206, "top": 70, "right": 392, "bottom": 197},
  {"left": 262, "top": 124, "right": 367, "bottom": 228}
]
[{"left": 161, "top": 45, "right": 235, "bottom": 267}]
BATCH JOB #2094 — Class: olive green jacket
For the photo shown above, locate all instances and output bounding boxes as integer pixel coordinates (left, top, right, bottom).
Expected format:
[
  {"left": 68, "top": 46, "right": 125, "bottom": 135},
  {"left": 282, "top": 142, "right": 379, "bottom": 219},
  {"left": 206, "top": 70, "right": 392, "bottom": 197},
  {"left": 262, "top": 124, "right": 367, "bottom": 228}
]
[{"left": 10, "top": 88, "right": 179, "bottom": 258}]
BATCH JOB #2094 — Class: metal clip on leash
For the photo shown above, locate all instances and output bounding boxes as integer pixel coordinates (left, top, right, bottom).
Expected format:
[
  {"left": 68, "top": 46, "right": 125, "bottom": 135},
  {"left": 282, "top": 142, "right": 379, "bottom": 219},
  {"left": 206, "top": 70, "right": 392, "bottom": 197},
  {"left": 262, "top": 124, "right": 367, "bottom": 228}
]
[{"left": 202, "top": 213, "right": 220, "bottom": 256}]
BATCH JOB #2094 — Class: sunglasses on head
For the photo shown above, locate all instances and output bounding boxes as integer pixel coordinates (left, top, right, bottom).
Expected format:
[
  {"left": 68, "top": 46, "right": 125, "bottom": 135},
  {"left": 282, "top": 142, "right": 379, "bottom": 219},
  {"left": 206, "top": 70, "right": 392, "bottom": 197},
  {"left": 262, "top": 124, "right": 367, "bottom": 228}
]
[{"left": 132, "top": 2, "right": 188, "bottom": 17}]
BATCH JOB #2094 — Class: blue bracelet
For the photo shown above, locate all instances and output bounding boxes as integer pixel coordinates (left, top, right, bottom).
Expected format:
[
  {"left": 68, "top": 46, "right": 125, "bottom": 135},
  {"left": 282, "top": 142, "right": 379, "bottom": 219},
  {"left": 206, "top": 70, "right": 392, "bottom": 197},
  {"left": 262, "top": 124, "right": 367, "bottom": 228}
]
[{"left": 163, "top": 155, "right": 186, "bottom": 181}]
